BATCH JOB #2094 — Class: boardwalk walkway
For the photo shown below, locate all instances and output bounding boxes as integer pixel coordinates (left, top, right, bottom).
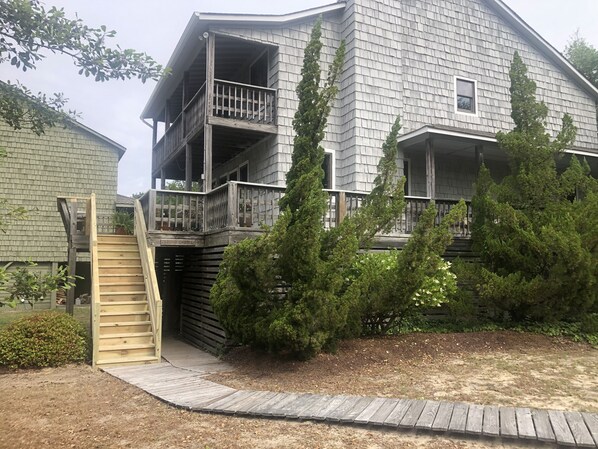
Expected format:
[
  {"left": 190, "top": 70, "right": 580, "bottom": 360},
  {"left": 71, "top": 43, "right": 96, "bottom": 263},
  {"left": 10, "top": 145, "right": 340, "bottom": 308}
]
[{"left": 104, "top": 341, "right": 598, "bottom": 448}]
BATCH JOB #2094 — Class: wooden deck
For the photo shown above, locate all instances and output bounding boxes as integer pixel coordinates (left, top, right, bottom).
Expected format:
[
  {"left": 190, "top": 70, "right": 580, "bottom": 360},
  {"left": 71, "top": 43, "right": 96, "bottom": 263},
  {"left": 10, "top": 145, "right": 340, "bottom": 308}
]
[{"left": 104, "top": 342, "right": 598, "bottom": 448}]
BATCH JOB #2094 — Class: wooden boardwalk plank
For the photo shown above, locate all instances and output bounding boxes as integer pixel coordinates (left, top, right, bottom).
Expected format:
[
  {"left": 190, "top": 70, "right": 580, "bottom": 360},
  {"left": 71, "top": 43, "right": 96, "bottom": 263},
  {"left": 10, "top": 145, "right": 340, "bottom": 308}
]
[
  {"left": 355, "top": 398, "right": 388, "bottom": 424},
  {"left": 231, "top": 391, "right": 274, "bottom": 415},
  {"left": 415, "top": 401, "right": 440, "bottom": 430},
  {"left": 339, "top": 397, "right": 375, "bottom": 423},
  {"left": 369, "top": 399, "right": 401, "bottom": 426},
  {"left": 465, "top": 404, "right": 484, "bottom": 435},
  {"left": 483, "top": 406, "right": 500, "bottom": 437},
  {"left": 218, "top": 391, "right": 260, "bottom": 414},
  {"left": 384, "top": 399, "right": 412, "bottom": 427},
  {"left": 532, "top": 409, "right": 556, "bottom": 443},
  {"left": 565, "top": 411, "right": 596, "bottom": 448},
  {"left": 286, "top": 394, "right": 321, "bottom": 419},
  {"left": 448, "top": 403, "right": 469, "bottom": 434},
  {"left": 582, "top": 413, "right": 598, "bottom": 446},
  {"left": 399, "top": 400, "right": 427, "bottom": 429},
  {"left": 238, "top": 392, "right": 278, "bottom": 415},
  {"left": 204, "top": 391, "right": 248, "bottom": 412},
  {"left": 549, "top": 410, "right": 577, "bottom": 447},
  {"left": 499, "top": 407, "right": 518, "bottom": 438},
  {"left": 322, "top": 396, "right": 359, "bottom": 422},
  {"left": 432, "top": 402, "right": 454, "bottom": 432},
  {"left": 296, "top": 395, "right": 334, "bottom": 420},
  {"left": 516, "top": 408, "right": 536, "bottom": 440},
  {"left": 268, "top": 393, "right": 302, "bottom": 418},
  {"left": 247, "top": 392, "right": 288, "bottom": 416}
]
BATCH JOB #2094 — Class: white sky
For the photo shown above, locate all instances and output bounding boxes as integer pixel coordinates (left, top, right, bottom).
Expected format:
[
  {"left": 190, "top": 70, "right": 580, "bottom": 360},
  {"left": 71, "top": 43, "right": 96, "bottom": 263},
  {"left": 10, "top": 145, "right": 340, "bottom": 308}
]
[{"left": 1, "top": 0, "right": 597, "bottom": 195}]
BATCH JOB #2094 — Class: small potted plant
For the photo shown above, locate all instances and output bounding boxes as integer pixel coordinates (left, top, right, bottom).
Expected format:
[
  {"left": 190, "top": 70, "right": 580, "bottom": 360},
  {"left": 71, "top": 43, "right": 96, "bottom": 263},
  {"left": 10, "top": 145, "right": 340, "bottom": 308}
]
[{"left": 112, "top": 211, "right": 134, "bottom": 235}]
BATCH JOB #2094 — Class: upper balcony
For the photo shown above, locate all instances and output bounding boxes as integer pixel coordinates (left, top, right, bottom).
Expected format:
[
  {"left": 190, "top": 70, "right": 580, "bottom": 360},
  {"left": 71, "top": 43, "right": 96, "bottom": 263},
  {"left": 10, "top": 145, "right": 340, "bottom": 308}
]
[{"left": 146, "top": 34, "right": 278, "bottom": 188}]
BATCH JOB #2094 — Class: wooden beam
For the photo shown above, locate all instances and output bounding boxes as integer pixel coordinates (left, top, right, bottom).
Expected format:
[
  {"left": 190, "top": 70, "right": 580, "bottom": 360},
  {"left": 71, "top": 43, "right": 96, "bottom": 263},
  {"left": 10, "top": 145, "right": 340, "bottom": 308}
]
[
  {"left": 185, "top": 144, "right": 193, "bottom": 191},
  {"left": 475, "top": 144, "right": 484, "bottom": 167},
  {"left": 207, "top": 116, "right": 278, "bottom": 134},
  {"left": 425, "top": 139, "right": 436, "bottom": 200},
  {"left": 182, "top": 71, "right": 189, "bottom": 136},
  {"left": 204, "top": 33, "right": 215, "bottom": 192},
  {"left": 165, "top": 101, "right": 171, "bottom": 131},
  {"left": 161, "top": 169, "right": 166, "bottom": 190},
  {"left": 50, "top": 262, "right": 58, "bottom": 310},
  {"left": 152, "top": 119, "right": 158, "bottom": 148},
  {"left": 66, "top": 199, "right": 78, "bottom": 316}
]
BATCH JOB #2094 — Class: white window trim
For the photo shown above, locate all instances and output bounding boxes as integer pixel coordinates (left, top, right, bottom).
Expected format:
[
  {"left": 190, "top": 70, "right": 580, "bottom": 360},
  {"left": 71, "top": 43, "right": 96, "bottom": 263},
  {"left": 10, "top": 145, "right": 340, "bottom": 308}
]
[
  {"left": 454, "top": 76, "right": 479, "bottom": 117},
  {"left": 227, "top": 160, "right": 250, "bottom": 182},
  {"left": 324, "top": 149, "right": 335, "bottom": 190}
]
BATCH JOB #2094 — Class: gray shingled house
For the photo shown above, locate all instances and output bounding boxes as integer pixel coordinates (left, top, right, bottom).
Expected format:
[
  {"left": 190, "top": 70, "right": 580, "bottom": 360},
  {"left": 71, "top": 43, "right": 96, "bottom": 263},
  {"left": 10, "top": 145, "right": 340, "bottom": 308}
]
[
  {"left": 0, "top": 118, "right": 125, "bottom": 307},
  {"left": 133, "top": 0, "right": 598, "bottom": 351}
]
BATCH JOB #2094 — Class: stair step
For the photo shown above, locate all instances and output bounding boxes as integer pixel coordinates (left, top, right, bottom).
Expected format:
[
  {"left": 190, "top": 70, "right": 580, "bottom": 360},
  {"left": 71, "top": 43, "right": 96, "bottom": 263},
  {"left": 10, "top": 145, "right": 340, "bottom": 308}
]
[
  {"left": 99, "top": 302, "right": 148, "bottom": 313},
  {"left": 98, "top": 243, "right": 138, "bottom": 250},
  {"left": 96, "top": 355, "right": 159, "bottom": 368},
  {"left": 98, "top": 255, "right": 141, "bottom": 261},
  {"left": 101, "top": 293, "right": 147, "bottom": 302},
  {"left": 99, "top": 267, "right": 143, "bottom": 276},
  {"left": 99, "top": 343, "right": 155, "bottom": 352},
  {"left": 100, "top": 311, "right": 150, "bottom": 323},
  {"left": 99, "top": 332, "right": 154, "bottom": 345},
  {"left": 98, "top": 235, "right": 137, "bottom": 243},
  {"left": 99, "top": 321, "right": 152, "bottom": 334},
  {"left": 100, "top": 282, "right": 145, "bottom": 293}
]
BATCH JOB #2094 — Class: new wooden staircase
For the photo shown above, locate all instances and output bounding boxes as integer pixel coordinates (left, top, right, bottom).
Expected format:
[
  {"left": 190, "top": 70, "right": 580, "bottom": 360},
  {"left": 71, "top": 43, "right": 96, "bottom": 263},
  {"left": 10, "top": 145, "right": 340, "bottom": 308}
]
[
  {"left": 95, "top": 235, "right": 159, "bottom": 367},
  {"left": 58, "top": 194, "right": 163, "bottom": 368}
]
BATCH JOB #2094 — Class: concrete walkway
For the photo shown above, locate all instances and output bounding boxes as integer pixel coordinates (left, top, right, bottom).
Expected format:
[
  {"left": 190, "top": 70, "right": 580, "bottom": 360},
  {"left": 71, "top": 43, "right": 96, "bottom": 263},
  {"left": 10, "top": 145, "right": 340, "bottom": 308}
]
[{"left": 104, "top": 339, "right": 598, "bottom": 448}]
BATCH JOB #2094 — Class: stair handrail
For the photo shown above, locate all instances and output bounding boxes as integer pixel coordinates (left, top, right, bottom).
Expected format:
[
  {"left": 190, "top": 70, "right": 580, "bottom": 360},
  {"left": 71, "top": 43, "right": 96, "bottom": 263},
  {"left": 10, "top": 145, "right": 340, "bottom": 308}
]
[
  {"left": 133, "top": 199, "right": 163, "bottom": 361},
  {"left": 89, "top": 193, "right": 101, "bottom": 368}
]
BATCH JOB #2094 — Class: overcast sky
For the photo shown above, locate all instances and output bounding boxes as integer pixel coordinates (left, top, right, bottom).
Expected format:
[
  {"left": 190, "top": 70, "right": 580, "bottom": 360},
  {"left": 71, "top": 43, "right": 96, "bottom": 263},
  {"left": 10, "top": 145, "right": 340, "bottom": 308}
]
[{"left": 1, "top": 0, "right": 597, "bottom": 195}]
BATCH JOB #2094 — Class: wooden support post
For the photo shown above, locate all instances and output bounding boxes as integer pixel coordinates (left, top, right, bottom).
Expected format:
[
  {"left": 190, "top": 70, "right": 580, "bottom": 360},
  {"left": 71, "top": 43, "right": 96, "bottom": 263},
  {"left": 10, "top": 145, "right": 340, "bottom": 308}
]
[
  {"left": 151, "top": 177, "right": 156, "bottom": 189},
  {"left": 185, "top": 144, "right": 193, "bottom": 191},
  {"left": 164, "top": 101, "right": 171, "bottom": 131},
  {"left": 475, "top": 144, "right": 484, "bottom": 168},
  {"left": 50, "top": 262, "right": 58, "bottom": 309},
  {"left": 204, "top": 33, "right": 215, "bottom": 192},
  {"left": 337, "top": 191, "right": 347, "bottom": 226},
  {"left": 425, "top": 139, "right": 436, "bottom": 200},
  {"left": 148, "top": 189, "right": 157, "bottom": 232},
  {"left": 160, "top": 169, "right": 166, "bottom": 190},
  {"left": 152, "top": 119, "right": 158, "bottom": 148},
  {"left": 182, "top": 71, "right": 189, "bottom": 136},
  {"left": 66, "top": 199, "right": 78, "bottom": 316},
  {"left": 227, "top": 182, "right": 238, "bottom": 228}
]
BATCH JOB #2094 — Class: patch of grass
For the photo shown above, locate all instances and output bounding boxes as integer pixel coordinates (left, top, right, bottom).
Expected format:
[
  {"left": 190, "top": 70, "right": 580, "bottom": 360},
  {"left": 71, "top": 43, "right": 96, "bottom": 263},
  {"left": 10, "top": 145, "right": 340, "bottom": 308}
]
[
  {"left": 0, "top": 305, "right": 89, "bottom": 333},
  {"left": 391, "top": 317, "right": 598, "bottom": 348}
]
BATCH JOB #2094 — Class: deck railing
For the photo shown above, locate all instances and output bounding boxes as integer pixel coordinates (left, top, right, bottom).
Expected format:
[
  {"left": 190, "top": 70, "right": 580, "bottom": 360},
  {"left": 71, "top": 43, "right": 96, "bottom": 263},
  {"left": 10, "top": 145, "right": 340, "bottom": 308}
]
[
  {"left": 213, "top": 79, "right": 276, "bottom": 124},
  {"left": 152, "top": 80, "right": 276, "bottom": 175},
  {"left": 139, "top": 182, "right": 472, "bottom": 237}
]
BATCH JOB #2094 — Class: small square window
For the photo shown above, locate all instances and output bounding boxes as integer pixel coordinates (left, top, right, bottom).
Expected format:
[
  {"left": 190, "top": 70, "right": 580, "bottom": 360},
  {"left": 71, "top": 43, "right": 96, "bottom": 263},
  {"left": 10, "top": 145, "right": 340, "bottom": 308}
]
[{"left": 456, "top": 79, "right": 476, "bottom": 113}]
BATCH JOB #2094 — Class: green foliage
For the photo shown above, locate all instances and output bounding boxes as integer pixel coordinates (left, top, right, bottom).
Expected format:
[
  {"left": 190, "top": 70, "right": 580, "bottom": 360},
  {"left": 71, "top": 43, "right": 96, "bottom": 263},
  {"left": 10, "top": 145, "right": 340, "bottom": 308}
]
[
  {"left": 0, "top": 311, "right": 87, "bottom": 368},
  {"left": 213, "top": 18, "right": 354, "bottom": 359},
  {"left": 165, "top": 180, "right": 201, "bottom": 192},
  {"left": 471, "top": 52, "right": 598, "bottom": 322},
  {"left": 565, "top": 34, "right": 598, "bottom": 89},
  {"left": 112, "top": 211, "right": 134, "bottom": 235},
  {"left": 0, "top": 0, "right": 166, "bottom": 134},
  {"left": 345, "top": 202, "right": 465, "bottom": 335},
  {"left": 0, "top": 262, "right": 77, "bottom": 308}
]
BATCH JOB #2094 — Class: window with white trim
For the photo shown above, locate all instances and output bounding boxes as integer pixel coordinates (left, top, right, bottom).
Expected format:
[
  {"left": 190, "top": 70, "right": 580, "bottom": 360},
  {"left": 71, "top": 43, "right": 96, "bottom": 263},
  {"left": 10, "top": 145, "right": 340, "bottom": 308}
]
[{"left": 456, "top": 78, "right": 477, "bottom": 114}]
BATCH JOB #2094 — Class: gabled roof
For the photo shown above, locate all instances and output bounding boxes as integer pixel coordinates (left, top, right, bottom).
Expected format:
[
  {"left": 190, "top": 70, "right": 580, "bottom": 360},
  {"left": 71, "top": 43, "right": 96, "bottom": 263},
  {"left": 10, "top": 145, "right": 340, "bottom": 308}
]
[
  {"left": 142, "top": 2, "right": 346, "bottom": 119},
  {"left": 0, "top": 81, "right": 126, "bottom": 159},
  {"left": 484, "top": 0, "right": 598, "bottom": 99},
  {"left": 142, "top": 0, "right": 598, "bottom": 120}
]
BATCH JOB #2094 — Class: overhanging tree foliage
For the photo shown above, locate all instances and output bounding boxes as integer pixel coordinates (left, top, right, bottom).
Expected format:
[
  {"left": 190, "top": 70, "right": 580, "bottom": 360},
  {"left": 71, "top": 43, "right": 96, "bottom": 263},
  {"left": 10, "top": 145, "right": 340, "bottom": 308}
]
[
  {"left": 0, "top": 0, "right": 165, "bottom": 134},
  {"left": 472, "top": 51, "right": 598, "bottom": 322},
  {"left": 565, "top": 34, "right": 598, "bottom": 89}
]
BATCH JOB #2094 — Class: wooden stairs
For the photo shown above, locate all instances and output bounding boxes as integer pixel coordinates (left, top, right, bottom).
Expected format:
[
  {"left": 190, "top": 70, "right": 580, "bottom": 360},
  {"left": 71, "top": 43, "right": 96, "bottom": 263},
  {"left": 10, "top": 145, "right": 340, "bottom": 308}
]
[{"left": 95, "top": 235, "right": 160, "bottom": 368}]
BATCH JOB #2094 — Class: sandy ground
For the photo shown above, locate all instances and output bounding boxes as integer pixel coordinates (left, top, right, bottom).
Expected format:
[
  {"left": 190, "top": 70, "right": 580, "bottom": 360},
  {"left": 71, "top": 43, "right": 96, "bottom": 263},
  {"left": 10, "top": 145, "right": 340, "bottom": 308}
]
[
  {"left": 210, "top": 331, "right": 598, "bottom": 413},
  {"left": 1, "top": 365, "right": 528, "bottom": 449}
]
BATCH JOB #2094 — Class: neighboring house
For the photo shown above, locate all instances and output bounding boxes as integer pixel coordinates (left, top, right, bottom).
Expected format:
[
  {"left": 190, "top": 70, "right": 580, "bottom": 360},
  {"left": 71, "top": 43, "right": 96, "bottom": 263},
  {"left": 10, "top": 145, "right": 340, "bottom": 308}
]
[
  {"left": 0, "top": 118, "right": 125, "bottom": 307},
  {"left": 137, "top": 0, "right": 598, "bottom": 351}
]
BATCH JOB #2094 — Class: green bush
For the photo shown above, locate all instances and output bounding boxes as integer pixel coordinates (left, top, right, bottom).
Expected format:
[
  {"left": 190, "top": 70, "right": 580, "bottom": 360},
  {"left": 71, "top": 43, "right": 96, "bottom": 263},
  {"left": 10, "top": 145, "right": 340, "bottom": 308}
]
[{"left": 0, "top": 312, "right": 87, "bottom": 369}]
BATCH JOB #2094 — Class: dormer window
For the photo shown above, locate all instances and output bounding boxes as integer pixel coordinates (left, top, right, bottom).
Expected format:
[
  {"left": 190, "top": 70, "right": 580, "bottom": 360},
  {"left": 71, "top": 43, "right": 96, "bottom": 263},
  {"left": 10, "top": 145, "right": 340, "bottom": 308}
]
[{"left": 456, "top": 78, "right": 477, "bottom": 114}]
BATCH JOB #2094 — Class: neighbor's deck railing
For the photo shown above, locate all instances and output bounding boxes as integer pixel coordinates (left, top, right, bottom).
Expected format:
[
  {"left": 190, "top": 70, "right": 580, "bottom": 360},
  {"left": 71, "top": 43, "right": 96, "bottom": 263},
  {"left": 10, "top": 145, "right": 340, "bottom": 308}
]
[{"left": 139, "top": 182, "right": 472, "bottom": 237}]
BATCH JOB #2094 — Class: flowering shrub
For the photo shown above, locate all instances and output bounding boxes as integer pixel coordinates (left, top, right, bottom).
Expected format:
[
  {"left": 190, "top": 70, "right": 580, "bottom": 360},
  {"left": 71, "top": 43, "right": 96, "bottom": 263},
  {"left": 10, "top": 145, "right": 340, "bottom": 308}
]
[{"left": 412, "top": 259, "right": 457, "bottom": 308}]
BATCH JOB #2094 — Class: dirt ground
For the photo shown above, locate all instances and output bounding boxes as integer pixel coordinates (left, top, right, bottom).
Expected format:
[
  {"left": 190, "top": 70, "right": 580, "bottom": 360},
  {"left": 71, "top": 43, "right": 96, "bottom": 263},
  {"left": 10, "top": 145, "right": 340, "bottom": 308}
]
[
  {"left": 1, "top": 332, "right": 596, "bottom": 449},
  {"left": 2, "top": 365, "right": 525, "bottom": 449},
  {"left": 210, "top": 331, "right": 598, "bottom": 413}
]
